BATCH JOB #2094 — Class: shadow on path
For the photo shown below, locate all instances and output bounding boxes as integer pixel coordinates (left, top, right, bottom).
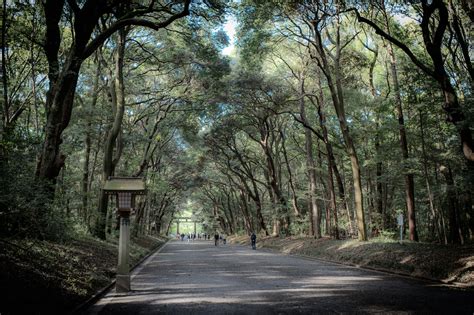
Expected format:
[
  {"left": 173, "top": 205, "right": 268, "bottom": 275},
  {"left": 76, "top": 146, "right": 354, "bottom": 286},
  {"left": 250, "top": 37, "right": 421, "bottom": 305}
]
[{"left": 86, "top": 240, "right": 474, "bottom": 314}]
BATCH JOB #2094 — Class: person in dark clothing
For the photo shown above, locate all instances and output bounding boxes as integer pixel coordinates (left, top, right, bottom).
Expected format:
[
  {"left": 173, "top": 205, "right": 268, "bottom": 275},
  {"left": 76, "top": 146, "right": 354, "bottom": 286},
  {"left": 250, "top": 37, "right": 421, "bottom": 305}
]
[
  {"left": 214, "top": 232, "right": 219, "bottom": 246},
  {"left": 251, "top": 232, "right": 256, "bottom": 250}
]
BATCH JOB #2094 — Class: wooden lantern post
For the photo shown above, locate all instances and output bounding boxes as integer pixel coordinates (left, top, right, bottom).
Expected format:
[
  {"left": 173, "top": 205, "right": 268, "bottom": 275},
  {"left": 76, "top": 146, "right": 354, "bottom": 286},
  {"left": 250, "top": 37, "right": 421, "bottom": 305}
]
[{"left": 103, "top": 177, "right": 146, "bottom": 292}]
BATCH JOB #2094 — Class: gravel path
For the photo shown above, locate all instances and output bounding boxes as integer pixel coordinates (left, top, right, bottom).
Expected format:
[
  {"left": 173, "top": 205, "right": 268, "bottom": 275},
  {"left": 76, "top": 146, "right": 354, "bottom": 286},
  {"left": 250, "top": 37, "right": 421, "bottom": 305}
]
[{"left": 86, "top": 240, "right": 474, "bottom": 314}]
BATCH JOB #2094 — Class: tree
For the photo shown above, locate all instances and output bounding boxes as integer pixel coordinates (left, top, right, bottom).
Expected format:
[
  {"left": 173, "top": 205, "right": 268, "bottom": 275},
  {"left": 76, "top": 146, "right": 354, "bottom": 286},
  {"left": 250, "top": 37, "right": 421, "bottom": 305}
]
[
  {"left": 353, "top": 0, "right": 474, "bottom": 162},
  {"left": 36, "top": 0, "right": 191, "bottom": 189}
]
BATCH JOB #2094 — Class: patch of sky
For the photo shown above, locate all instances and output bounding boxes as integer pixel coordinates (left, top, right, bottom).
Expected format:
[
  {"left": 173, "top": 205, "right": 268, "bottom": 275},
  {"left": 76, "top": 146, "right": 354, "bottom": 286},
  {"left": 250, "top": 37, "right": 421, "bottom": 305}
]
[
  {"left": 217, "top": 103, "right": 234, "bottom": 116},
  {"left": 175, "top": 130, "right": 190, "bottom": 150},
  {"left": 221, "top": 15, "right": 237, "bottom": 56}
]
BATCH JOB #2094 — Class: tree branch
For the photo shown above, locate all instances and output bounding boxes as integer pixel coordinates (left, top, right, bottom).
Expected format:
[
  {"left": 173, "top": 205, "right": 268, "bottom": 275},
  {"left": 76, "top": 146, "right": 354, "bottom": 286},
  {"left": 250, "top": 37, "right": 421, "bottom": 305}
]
[
  {"left": 350, "top": 8, "right": 436, "bottom": 78},
  {"left": 82, "top": 0, "right": 191, "bottom": 60}
]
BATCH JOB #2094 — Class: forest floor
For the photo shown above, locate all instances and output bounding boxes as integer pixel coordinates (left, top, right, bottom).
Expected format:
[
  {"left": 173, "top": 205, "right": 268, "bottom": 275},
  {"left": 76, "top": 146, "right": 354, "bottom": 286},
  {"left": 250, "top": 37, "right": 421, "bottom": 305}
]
[
  {"left": 229, "top": 235, "right": 474, "bottom": 288},
  {"left": 0, "top": 234, "right": 167, "bottom": 315}
]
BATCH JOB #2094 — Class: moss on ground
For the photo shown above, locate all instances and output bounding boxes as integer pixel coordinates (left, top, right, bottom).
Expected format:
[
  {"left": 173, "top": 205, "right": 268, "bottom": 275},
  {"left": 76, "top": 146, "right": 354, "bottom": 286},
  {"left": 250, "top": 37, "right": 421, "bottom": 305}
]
[
  {"left": 0, "top": 235, "right": 166, "bottom": 314},
  {"left": 229, "top": 235, "right": 474, "bottom": 287}
]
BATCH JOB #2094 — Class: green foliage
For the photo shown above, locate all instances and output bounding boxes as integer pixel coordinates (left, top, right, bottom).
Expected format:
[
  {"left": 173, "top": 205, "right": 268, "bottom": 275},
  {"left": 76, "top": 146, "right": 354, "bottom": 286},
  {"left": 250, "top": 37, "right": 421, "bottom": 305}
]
[
  {"left": 1, "top": 0, "right": 473, "bottom": 245},
  {"left": 0, "top": 135, "right": 72, "bottom": 241}
]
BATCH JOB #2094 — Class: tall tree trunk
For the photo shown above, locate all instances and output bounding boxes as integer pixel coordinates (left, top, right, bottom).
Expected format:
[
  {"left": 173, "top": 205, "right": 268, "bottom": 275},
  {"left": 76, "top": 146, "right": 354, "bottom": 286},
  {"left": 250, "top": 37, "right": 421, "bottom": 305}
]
[
  {"left": 334, "top": 64, "right": 366, "bottom": 241},
  {"left": 238, "top": 188, "right": 252, "bottom": 234},
  {"left": 165, "top": 209, "right": 176, "bottom": 236},
  {"left": 440, "top": 165, "right": 464, "bottom": 244},
  {"left": 230, "top": 141, "right": 269, "bottom": 235},
  {"left": 387, "top": 51, "right": 418, "bottom": 241},
  {"left": 327, "top": 155, "right": 338, "bottom": 238},
  {"left": 82, "top": 54, "right": 101, "bottom": 228},
  {"left": 383, "top": 10, "right": 418, "bottom": 241},
  {"left": 311, "top": 17, "right": 367, "bottom": 240},
  {"left": 316, "top": 140, "right": 331, "bottom": 235},
  {"left": 249, "top": 179, "right": 268, "bottom": 235},
  {"left": 260, "top": 120, "right": 288, "bottom": 235},
  {"left": 133, "top": 199, "right": 147, "bottom": 237},
  {"left": 0, "top": 0, "right": 9, "bottom": 215},
  {"left": 366, "top": 42, "right": 384, "bottom": 228},
  {"left": 224, "top": 190, "right": 236, "bottom": 234},
  {"left": 315, "top": 76, "right": 339, "bottom": 238},
  {"left": 280, "top": 130, "right": 300, "bottom": 217},
  {"left": 299, "top": 75, "right": 321, "bottom": 238},
  {"left": 419, "top": 110, "right": 447, "bottom": 244},
  {"left": 94, "top": 29, "right": 127, "bottom": 239},
  {"left": 1, "top": 0, "right": 8, "bottom": 128}
]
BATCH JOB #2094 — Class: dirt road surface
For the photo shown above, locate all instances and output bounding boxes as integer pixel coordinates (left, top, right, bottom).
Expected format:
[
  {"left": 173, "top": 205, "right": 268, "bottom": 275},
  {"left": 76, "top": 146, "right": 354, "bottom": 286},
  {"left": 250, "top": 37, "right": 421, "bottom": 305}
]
[{"left": 86, "top": 240, "right": 474, "bottom": 314}]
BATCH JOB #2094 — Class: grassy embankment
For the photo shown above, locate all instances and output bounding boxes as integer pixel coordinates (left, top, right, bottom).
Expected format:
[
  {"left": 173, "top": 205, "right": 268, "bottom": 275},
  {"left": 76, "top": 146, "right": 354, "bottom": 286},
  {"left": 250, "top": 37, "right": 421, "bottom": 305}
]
[
  {"left": 229, "top": 235, "right": 474, "bottom": 287},
  {"left": 0, "top": 234, "right": 167, "bottom": 314}
]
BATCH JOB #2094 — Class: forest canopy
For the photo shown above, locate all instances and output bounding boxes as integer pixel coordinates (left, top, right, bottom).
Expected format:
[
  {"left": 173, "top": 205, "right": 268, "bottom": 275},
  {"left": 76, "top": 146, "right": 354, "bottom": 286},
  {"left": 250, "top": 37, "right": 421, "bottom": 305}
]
[{"left": 0, "top": 0, "right": 473, "bottom": 245}]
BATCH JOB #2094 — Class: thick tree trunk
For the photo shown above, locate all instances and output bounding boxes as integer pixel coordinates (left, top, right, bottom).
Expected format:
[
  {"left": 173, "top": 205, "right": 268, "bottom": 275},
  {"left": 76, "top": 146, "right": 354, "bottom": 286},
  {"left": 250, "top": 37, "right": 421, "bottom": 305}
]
[
  {"left": 37, "top": 0, "right": 96, "bottom": 185},
  {"left": 36, "top": 56, "right": 81, "bottom": 185}
]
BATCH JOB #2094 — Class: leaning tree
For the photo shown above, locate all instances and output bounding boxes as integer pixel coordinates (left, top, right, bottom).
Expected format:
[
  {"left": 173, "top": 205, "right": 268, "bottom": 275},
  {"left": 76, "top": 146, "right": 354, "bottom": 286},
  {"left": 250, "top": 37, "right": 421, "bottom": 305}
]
[{"left": 36, "top": 0, "right": 193, "bottom": 190}]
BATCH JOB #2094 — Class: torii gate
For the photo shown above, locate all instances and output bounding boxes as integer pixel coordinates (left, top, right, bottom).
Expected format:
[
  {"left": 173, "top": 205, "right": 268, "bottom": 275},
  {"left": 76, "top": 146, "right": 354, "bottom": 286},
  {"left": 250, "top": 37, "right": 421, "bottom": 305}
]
[{"left": 174, "top": 217, "right": 202, "bottom": 234}]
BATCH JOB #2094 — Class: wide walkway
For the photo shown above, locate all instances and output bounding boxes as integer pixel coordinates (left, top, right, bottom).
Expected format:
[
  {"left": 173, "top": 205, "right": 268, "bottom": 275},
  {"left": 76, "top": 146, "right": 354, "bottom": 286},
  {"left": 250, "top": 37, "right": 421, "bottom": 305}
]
[{"left": 87, "top": 240, "right": 474, "bottom": 314}]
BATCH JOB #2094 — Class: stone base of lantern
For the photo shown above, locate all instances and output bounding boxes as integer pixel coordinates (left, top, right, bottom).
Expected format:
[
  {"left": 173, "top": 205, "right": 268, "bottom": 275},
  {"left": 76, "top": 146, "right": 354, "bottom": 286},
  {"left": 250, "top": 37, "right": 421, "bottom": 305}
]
[{"left": 116, "top": 274, "right": 131, "bottom": 292}]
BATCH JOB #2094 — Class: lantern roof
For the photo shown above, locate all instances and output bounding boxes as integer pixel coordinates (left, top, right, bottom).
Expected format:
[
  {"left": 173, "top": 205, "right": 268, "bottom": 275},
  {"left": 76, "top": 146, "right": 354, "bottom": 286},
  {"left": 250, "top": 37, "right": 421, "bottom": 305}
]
[{"left": 103, "top": 177, "right": 146, "bottom": 195}]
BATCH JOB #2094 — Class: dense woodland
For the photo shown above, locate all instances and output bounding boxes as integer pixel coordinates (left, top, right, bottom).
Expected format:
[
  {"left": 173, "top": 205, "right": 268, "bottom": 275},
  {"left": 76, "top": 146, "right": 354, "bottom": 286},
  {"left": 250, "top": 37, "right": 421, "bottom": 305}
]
[{"left": 1, "top": 0, "right": 473, "bottom": 246}]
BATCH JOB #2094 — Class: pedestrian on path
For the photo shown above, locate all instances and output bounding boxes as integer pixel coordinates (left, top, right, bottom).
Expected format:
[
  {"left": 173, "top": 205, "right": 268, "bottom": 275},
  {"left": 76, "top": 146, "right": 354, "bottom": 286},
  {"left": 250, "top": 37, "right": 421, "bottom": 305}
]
[
  {"left": 251, "top": 232, "right": 256, "bottom": 250},
  {"left": 214, "top": 232, "right": 219, "bottom": 246}
]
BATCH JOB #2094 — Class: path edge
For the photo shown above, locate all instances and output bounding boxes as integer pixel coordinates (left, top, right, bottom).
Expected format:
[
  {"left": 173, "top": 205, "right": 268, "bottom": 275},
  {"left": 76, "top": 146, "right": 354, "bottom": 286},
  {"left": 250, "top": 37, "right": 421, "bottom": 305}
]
[
  {"left": 250, "top": 244, "right": 473, "bottom": 290},
  {"left": 70, "top": 239, "right": 170, "bottom": 314}
]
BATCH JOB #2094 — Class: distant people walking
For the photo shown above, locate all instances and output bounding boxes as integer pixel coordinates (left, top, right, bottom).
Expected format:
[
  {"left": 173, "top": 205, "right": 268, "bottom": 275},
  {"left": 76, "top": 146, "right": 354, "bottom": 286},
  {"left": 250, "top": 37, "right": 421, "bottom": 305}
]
[
  {"left": 251, "top": 232, "right": 256, "bottom": 250},
  {"left": 214, "top": 232, "right": 219, "bottom": 246}
]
